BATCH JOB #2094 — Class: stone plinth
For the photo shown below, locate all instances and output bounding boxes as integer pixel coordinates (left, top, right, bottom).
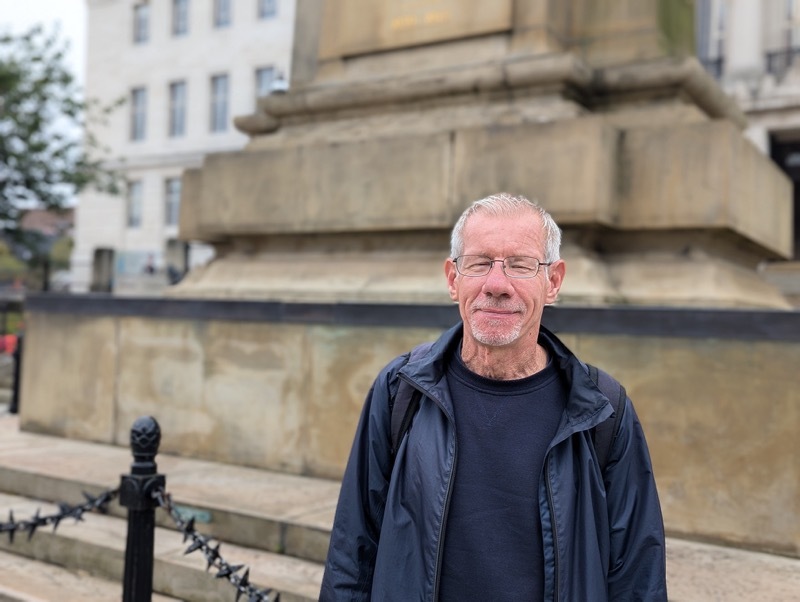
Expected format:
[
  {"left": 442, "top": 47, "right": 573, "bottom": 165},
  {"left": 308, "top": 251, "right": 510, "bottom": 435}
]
[
  {"left": 18, "top": 296, "right": 800, "bottom": 557},
  {"left": 173, "top": 0, "right": 792, "bottom": 309}
]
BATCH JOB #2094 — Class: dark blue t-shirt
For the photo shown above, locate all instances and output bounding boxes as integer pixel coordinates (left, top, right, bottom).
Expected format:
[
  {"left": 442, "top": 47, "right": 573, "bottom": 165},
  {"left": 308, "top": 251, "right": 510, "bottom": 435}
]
[{"left": 437, "top": 344, "right": 567, "bottom": 601}]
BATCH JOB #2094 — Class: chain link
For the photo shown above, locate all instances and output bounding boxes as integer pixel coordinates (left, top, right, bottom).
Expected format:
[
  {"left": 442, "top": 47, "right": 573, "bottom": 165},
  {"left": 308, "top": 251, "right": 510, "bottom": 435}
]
[
  {"left": 1, "top": 487, "right": 279, "bottom": 601},
  {"left": 152, "top": 487, "right": 278, "bottom": 602},
  {"left": 0, "top": 489, "right": 118, "bottom": 543}
]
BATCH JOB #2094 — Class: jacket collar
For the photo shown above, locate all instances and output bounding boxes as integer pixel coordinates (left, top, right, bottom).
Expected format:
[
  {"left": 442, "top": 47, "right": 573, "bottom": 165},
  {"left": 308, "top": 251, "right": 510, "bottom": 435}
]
[
  {"left": 538, "top": 325, "right": 615, "bottom": 442},
  {"left": 401, "top": 322, "right": 614, "bottom": 435}
]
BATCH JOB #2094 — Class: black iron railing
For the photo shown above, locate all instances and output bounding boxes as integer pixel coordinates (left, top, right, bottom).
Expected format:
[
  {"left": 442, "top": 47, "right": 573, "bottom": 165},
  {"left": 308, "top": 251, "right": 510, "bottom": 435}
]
[
  {"left": 766, "top": 47, "right": 800, "bottom": 79},
  {"left": 0, "top": 416, "right": 278, "bottom": 601}
]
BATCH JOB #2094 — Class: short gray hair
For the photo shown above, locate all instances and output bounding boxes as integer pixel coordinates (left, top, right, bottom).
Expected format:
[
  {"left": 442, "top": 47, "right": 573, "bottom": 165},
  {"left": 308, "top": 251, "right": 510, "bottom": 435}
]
[{"left": 450, "top": 193, "right": 562, "bottom": 262}]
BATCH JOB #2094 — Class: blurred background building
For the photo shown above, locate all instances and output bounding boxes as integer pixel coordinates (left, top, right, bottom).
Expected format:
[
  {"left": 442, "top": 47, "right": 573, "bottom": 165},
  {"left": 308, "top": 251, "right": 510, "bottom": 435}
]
[
  {"left": 70, "top": 0, "right": 296, "bottom": 295},
  {"left": 65, "top": 0, "right": 800, "bottom": 305},
  {"left": 697, "top": 0, "right": 800, "bottom": 304}
]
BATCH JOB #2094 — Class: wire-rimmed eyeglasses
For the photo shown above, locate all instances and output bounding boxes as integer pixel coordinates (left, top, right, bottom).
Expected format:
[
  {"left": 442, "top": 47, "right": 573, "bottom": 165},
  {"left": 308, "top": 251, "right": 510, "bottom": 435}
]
[{"left": 453, "top": 255, "right": 552, "bottom": 279}]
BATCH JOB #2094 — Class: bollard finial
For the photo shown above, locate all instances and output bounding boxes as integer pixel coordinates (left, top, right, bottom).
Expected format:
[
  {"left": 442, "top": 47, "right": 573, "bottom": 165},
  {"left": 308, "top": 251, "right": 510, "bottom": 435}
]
[
  {"left": 131, "top": 416, "right": 161, "bottom": 455},
  {"left": 129, "top": 416, "right": 161, "bottom": 476}
]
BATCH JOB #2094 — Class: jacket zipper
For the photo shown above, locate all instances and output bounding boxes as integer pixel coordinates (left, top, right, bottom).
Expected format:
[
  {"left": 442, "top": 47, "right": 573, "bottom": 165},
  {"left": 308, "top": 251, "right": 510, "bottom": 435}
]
[
  {"left": 399, "top": 375, "right": 456, "bottom": 602},
  {"left": 544, "top": 454, "right": 561, "bottom": 602},
  {"left": 432, "top": 432, "right": 456, "bottom": 601}
]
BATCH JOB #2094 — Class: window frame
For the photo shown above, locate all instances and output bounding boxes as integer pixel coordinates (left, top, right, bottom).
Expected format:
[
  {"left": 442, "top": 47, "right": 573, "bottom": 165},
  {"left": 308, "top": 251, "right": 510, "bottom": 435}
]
[
  {"left": 164, "top": 178, "right": 182, "bottom": 227},
  {"left": 258, "top": 0, "right": 278, "bottom": 19},
  {"left": 210, "top": 74, "right": 229, "bottom": 133},
  {"left": 168, "top": 80, "right": 187, "bottom": 138},
  {"left": 133, "top": 2, "right": 150, "bottom": 44},
  {"left": 255, "top": 66, "right": 276, "bottom": 100},
  {"left": 214, "top": 0, "right": 232, "bottom": 27},
  {"left": 172, "top": 0, "right": 190, "bottom": 36},
  {"left": 130, "top": 87, "right": 147, "bottom": 141},
  {"left": 127, "top": 181, "right": 144, "bottom": 229}
]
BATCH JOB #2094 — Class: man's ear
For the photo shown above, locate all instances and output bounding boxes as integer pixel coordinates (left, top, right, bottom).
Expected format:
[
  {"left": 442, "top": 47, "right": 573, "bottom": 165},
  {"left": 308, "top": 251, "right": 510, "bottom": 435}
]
[
  {"left": 445, "top": 258, "right": 458, "bottom": 301},
  {"left": 545, "top": 260, "right": 566, "bottom": 304}
]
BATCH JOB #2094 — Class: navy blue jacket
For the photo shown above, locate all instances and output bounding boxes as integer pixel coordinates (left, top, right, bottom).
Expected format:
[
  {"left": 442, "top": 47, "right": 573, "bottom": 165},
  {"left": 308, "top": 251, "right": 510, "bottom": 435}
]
[{"left": 320, "top": 323, "right": 667, "bottom": 601}]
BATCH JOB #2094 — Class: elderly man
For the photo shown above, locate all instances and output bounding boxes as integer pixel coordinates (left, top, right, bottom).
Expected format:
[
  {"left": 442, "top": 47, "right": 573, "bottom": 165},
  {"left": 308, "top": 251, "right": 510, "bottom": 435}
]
[{"left": 320, "top": 193, "right": 667, "bottom": 601}]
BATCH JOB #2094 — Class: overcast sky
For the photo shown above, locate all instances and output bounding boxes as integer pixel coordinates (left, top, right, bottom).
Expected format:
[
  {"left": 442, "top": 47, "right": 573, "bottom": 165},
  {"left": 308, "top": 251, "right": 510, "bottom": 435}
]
[{"left": 0, "top": 0, "right": 87, "bottom": 85}]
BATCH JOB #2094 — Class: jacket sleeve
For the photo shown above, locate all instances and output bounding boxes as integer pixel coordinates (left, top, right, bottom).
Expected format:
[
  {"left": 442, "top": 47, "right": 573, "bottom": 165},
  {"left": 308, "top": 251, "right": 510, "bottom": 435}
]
[
  {"left": 604, "top": 397, "right": 668, "bottom": 601},
  {"left": 318, "top": 358, "right": 403, "bottom": 601}
]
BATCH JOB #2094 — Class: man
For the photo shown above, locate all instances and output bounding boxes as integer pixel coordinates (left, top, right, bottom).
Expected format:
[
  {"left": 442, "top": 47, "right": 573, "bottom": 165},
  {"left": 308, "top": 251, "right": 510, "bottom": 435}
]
[{"left": 320, "top": 193, "right": 667, "bottom": 601}]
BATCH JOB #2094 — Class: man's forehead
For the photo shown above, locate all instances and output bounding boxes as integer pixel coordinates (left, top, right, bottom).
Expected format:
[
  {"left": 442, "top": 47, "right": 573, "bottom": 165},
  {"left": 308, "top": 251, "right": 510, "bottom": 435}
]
[
  {"left": 463, "top": 209, "right": 542, "bottom": 234},
  {"left": 462, "top": 211, "right": 545, "bottom": 252}
]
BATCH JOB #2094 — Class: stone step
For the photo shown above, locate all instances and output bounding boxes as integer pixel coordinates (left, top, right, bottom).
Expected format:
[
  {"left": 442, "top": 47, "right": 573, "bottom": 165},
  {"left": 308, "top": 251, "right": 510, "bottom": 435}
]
[
  {"left": 0, "top": 414, "right": 338, "bottom": 565},
  {"left": 3, "top": 413, "right": 800, "bottom": 601},
  {"left": 0, "top": 549, "right": 181, "bottom": 602},
  {"left": 0, "top": 413, "right": 328, "bottom": 600},
  {"left": 0, "top": 491, "right": 323, "bottom": 602}
]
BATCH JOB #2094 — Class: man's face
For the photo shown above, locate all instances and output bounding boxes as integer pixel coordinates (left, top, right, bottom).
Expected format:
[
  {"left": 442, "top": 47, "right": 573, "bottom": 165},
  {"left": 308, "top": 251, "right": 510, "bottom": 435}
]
[{"left": 445, "top": 210, "right": 565, "bottom": 353}]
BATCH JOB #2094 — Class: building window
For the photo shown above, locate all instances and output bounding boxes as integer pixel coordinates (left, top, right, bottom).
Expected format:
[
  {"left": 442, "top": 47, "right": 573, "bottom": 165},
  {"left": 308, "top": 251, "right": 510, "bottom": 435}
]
[
  {"left": 172, "top": 0, "right": 189, "bottom": 36},
  {"left": 168, "top": 81, "right": 187, "bottom": 137},
  {"left": 763, "top": 0, "right": 800, "bottom": 78},
  {"left": 165, "top": 178, "right": 181, "bottom": 226},
  {"left": 258, "top": 0, "right": 277, "bottom": 19},
  {"left": 133, "top": 3, "right": 150, "bottom": 44},
  {"left": 210, "top": 74, "right": 229, "bottom": 132},
  {"left": 784, "top": 0, "right": 800, "bottom": 48},
  {"left": 127, "top": 181, "right": 143, "bottom": 228},
  {"left": 130, "top": 87, "right": 147, "bottom": 141},
  {"left": 214, "top": 0, "right": 231, "bottom": 27},
  {"left": 255, "top": 66, "right": 275, "bottom": 100},
  {"left": 695, "top": 0, "right": 725, "bottom": 78}
]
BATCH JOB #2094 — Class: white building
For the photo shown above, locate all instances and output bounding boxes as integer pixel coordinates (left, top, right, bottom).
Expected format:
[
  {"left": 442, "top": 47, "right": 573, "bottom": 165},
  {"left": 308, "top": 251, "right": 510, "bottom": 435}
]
[
  {"left": 72, "top": 0, "right": 295, "bottom": 294},
  {"left": 696, "top": 0, "right": 800, "bottom": 303}
]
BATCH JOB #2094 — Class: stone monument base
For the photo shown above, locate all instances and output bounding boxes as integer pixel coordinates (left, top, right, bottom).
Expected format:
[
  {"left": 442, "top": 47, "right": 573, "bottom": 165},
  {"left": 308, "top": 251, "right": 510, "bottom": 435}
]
[
  {"left": 175, "top": 53, "right": 794, "bottom": 310},
  {"left": 18, "top": 295, "right": 800, "bottom": 558}
]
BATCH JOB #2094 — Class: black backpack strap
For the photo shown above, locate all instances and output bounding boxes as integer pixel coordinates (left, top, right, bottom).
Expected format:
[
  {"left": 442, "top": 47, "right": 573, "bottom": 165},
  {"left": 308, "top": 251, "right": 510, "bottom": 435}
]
[
  {"left": 390, "top": 343, "right": 432, "bottom": 457},
  {"left": 588, "top": 363, "right": 627, "bottom": 473}
]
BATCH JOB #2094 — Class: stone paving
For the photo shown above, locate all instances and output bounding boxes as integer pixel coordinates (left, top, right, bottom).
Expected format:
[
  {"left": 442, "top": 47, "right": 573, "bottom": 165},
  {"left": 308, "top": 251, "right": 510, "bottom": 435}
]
[
  {"left": 0, "top": 407, "right": 798, "bottom": 601},
  {"left": 0, "top": 550, "right": 180, "bottom": 602}
]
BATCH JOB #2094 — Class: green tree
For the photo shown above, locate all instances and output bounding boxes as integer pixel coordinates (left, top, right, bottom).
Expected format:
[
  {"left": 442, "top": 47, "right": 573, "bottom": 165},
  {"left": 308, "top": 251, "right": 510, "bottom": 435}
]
[{"left": 0, "top": 25, "right": 120, "bottom": 230}]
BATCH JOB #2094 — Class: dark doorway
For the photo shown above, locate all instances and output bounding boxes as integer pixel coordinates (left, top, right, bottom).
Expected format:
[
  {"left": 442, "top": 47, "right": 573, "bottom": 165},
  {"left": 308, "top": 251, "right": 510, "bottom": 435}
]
[
  {"left": 90, "top": 248, "right": 115, "bottom": 292},
  {"left": 770, "top": 137, "right": 800, "bottom": 258}
]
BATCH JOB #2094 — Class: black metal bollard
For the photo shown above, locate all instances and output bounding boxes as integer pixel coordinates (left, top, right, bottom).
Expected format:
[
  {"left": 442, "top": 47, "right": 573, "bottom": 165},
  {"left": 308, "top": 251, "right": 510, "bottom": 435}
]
[
  {"left": 9, "top": 333, "right": 22, "bottom": 414},
  {"left": 120, "top": 416, "right": 166, "bottom": 602}
]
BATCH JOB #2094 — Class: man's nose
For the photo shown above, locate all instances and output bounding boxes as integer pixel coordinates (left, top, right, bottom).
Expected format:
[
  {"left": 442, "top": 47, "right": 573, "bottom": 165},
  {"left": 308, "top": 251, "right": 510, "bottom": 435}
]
[{"left": 482, "top": 261, "right": 513, "bottom": 293}]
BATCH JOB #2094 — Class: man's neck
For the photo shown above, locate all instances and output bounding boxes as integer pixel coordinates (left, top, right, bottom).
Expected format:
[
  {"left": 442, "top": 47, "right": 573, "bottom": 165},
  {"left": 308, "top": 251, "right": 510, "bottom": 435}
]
[{"left": 460, "top": 337, "right": 548, "bottom": 380}]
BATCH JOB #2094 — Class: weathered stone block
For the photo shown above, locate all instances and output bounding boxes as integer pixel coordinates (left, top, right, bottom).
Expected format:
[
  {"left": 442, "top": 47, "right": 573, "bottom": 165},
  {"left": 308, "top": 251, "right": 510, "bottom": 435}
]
[
  {"left": 19, "top": 313, "right": 117, "bottom": 444},
  {"left": 453, "top": 117, "right": 619, "bottom": 225},
  {"left": 303, "top": 325, "right": 436, "bottom": 477},
  {"left": 570, "top": 0, "right": 694, "bottom": 66},
  {"left": 576, "top": 334, "right": 800, "bottom": 556},
  {"left": 171, "top": 250, "right": 452, "bottom": 304},
  {"left": 114, "top": 319, "right": 310, "bottom": 474},
  {"left": 619, "top": 120, "right": 793, "bottom": 258},
  {"left": 196, "top": 134, "right": 453, "bottom": 235}
]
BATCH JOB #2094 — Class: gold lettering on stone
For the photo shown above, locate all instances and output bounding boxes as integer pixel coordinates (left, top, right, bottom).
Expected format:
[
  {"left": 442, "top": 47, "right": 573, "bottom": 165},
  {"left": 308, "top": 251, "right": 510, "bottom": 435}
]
[
  {"left": 424, "top": 10, "right": 450, "bottom": 25},
  {"left": 390, "top": 10, "right": 451, "bottom": 31},
  {"left": 389, "top": 0, "right": 452, "bottom": 32},
  {"left": 390, "top": 15, "right": 419, "bottom": 31},
  {"left": 319, "top": 0, "right": 512, "bottom": 59}
]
